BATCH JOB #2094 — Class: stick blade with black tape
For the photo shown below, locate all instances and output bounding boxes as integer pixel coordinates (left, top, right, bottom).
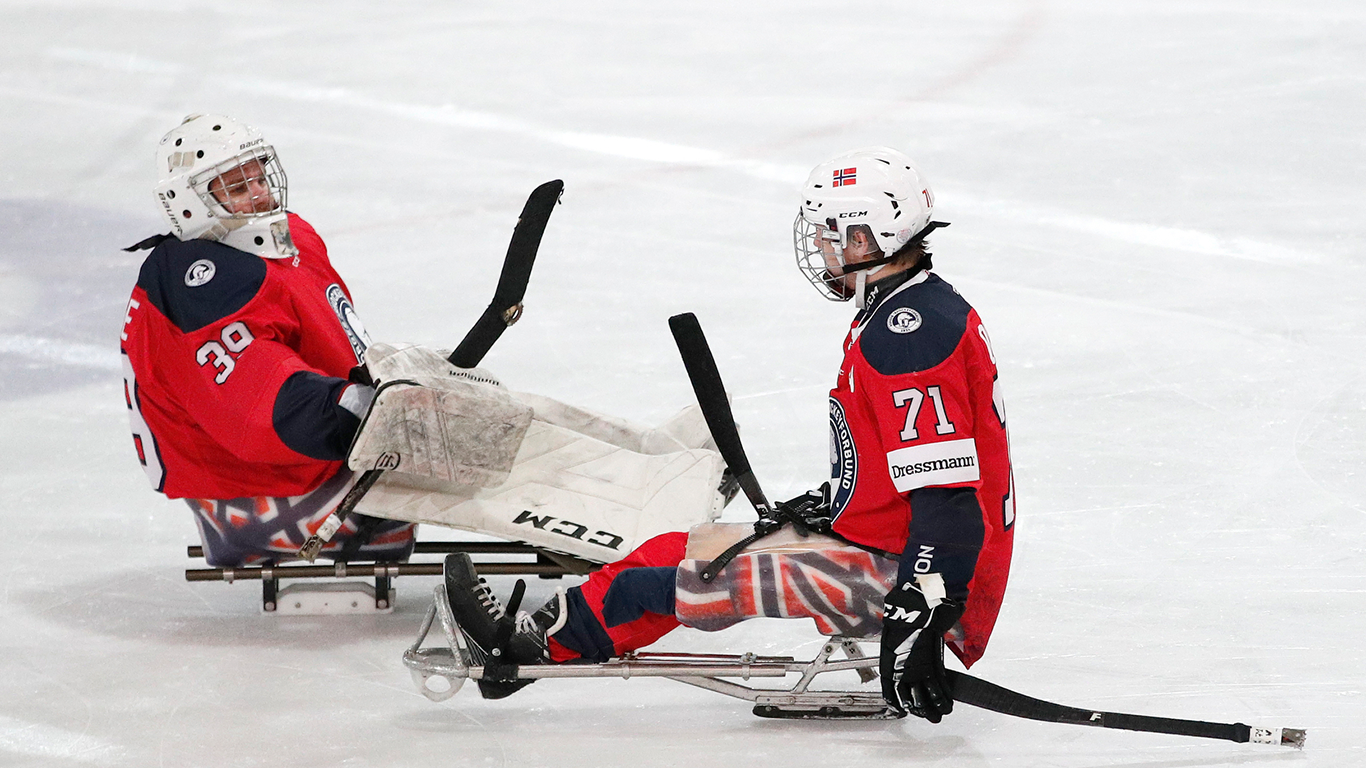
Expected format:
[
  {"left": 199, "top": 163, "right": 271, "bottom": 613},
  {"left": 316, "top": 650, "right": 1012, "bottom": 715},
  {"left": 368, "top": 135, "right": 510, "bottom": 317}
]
[{"left": 449, "top": 179, "right": 564, "bottom": 368}]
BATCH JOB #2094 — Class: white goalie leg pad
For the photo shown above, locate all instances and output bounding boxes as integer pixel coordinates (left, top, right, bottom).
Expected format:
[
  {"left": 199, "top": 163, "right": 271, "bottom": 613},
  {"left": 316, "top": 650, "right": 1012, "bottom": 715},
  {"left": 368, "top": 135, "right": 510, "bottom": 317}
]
[
  {"left": 514, "top": 393, "right": 718, "bottom": 454},
  {"left": 356, "top": 396, "right": 727, "bottom": 563},
  {"left": 348, "top": 376, "right": 533, "bottom": 488},
  {"left": 365, "top": 341, "right": 503, "bottom": 388},
  {"left": 649, "top": 403, "right": 719, "bottom": 453}
]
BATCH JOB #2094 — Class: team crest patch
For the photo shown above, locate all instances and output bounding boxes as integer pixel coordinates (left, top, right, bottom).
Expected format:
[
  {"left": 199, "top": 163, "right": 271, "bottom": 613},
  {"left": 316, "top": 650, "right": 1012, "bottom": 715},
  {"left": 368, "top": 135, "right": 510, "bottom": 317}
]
[
  {"left": 326, "top": 283, "right": 372, "bottom": 363},
  {"left": 184, "top": 259, "right": 216, "bottom": 287},
  {"left": 887, "top": 307, "right": 922, "bottom": 334},
  {"left": 828, "top": 397, "right": 857, "bottom": 518}
]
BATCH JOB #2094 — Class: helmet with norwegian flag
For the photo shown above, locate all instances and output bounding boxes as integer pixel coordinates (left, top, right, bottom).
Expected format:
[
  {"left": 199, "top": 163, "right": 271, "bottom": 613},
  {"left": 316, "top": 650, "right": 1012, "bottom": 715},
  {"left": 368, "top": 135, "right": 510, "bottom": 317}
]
[{"left": 793, "top": 147, "right": 935, "bottom": 301}]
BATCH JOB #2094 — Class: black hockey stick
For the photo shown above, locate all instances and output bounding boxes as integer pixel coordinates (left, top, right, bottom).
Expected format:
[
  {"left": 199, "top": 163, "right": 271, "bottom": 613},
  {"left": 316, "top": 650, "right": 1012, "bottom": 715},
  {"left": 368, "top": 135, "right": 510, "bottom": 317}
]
[
  {"left": 670, "top": 312, "right": 836, "bottom": 582},
  {"left": 449, "top": 180, "right": 564, "bottom": 368},
  {"left": 667, "top": 312, "right": 774, "bottom": 520},
  {"left": 668, "top": 313, "right": 1305, "bottom": 747},
  {"left": 947, "top": 671, "right": 1306, "bottom": 748},
  {"left": 298, "top": 181, "right": 564, "bottom": 562}
]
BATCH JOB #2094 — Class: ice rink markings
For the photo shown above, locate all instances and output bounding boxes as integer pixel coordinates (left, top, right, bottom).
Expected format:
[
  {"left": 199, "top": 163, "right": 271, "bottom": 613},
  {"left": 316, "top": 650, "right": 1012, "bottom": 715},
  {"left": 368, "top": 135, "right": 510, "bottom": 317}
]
[
  {"left": 941, "top": 191, "right": 1321, "bottom": 266},
  {"left": 41, "top": 44, "right": 1317, "bottom": 270}
]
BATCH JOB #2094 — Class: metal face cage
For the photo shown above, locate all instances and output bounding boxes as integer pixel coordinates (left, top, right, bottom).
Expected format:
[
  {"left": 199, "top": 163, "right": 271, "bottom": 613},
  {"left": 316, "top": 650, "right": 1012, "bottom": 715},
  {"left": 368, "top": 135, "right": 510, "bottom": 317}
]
[
  {"left": 190, "top": 147, "right": 288, "bottom": 220},
  {"left": 793, "top": 213, "right": 854, "bottom": 302}
]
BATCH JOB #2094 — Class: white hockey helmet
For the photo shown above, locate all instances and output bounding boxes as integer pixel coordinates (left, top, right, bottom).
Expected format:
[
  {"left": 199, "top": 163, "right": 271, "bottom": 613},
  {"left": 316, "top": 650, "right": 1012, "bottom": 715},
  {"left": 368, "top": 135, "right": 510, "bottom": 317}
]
[
  {"left": 793, "top": 147, "right": 936, "bottom": 301},
  {"left": 152, "top": 114, "right": 297, "bottom": 259}
]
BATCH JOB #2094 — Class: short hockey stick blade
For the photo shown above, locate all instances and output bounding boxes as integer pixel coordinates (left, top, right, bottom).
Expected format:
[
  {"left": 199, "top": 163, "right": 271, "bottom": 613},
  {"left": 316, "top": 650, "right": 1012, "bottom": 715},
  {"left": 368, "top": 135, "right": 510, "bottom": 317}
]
[
  {"left": 947, "top": 670, "right": 1306, "bottom": 749},
  {"left": 668, "top": 312, "right": 773, "bottom": 518},
  {"left": 449, "top": 179, "right": 564, "bottom": 368}
]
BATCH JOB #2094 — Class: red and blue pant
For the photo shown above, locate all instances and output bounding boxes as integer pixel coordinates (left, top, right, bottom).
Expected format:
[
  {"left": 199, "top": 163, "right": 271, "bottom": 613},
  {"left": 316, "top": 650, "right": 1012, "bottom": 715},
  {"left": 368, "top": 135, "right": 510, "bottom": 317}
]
[{"left": 549, "top": 532, "right": 688, "bottom": 663}]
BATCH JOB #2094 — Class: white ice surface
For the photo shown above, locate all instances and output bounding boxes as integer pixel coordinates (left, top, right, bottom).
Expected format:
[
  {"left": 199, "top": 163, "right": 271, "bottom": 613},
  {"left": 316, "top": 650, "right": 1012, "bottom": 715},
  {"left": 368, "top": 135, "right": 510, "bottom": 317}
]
[{"left": 2, "top": 0, "right": 1363, "bottom": 765}]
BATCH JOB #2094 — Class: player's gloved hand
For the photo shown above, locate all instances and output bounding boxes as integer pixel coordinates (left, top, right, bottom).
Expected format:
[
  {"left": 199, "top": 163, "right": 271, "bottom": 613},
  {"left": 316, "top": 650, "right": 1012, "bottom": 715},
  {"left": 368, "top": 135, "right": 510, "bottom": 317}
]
[
  {"left": 773, "top": 483, "right": 833, "bottom": 535},
  {"left": 880, "top": 573, "right": 965, "bottom": 722}
]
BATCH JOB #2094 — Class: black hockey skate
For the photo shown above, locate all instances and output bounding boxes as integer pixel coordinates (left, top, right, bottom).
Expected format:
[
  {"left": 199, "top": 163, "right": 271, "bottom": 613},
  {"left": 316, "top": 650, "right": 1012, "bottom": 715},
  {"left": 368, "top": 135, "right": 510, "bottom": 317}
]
[{"left": 442, "top": 553, "right": 565, "bottom": 699}]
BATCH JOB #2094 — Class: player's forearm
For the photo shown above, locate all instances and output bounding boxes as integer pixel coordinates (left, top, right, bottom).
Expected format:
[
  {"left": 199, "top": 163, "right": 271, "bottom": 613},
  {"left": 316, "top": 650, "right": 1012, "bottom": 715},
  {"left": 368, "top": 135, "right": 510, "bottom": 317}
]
[
  {"left": 271, "top": 370, "right": 374, "bottom": 461},
  {"left": 902, "top": 486, "right": 985, "bottom": 601}
]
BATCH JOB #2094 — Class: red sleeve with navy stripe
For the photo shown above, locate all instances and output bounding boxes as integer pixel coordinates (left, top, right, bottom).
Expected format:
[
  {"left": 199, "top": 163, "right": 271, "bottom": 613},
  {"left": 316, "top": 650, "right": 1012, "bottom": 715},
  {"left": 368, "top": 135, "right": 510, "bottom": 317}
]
[
  {"left": 119, "top": 213, "right": 371, "bottom": 499},
  {"left": 827, "top": 271, "right": 1015, "bottom": 667}
]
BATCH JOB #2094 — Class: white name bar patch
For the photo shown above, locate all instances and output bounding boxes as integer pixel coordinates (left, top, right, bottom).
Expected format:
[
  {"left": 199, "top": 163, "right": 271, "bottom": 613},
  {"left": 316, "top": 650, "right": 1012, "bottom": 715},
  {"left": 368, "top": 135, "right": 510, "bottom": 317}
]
[{"left": 886, "top": 438, "right": 980, "bottom": 492}]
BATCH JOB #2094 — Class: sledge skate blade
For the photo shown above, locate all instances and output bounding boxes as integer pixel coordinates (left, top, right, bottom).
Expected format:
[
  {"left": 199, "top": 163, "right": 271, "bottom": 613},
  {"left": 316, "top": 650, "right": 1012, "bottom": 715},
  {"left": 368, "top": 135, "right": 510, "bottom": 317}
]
[{"left": 752, "top": 693, "right": 896, "bottom": 721}]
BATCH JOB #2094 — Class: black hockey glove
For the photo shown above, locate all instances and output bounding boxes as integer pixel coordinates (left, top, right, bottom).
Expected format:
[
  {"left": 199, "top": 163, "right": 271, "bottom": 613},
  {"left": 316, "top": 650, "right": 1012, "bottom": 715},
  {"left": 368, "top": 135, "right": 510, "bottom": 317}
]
[{"left": 880, "top": 576, "right": 965, "bottom": 722}]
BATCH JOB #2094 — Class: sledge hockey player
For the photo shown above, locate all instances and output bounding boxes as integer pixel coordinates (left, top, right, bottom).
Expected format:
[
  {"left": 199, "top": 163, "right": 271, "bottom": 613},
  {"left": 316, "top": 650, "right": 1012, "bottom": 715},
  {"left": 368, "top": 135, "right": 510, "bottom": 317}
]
[
  {"left": 120, "top": 113, "right": 416, "bottom": 567},
  {"left": 440, "top": 148, "right": 1016, "bottom": 723},
  {"left": 120, "top": 114, "right": 729, "bottom": 570}
]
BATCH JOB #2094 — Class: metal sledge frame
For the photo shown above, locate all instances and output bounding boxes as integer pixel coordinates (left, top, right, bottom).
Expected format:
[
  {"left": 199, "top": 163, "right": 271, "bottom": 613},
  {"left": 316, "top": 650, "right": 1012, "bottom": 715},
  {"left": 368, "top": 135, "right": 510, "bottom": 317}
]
[
  {"left": 185, "top": 541, "right": 597, "bottom": 612},
  {"left": 402, "top": 585, "right": 1308, "bottom": 746},
  {"left": 403, "top": 585, "right": 895, "bottom": 718}
]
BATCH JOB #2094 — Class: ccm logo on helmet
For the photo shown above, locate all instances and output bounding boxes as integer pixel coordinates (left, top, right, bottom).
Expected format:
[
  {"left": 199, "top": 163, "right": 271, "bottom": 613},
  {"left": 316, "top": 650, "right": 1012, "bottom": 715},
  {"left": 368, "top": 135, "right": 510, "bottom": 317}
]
[{"left": 837, "top": 211, "right": 869, "bottom": 218}]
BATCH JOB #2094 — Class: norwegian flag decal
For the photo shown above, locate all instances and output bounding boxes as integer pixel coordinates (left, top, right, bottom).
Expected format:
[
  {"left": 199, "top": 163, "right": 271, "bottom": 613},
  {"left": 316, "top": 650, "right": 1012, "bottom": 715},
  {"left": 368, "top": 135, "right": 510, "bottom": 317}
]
[{"left": 833, "top": 167, "right": 857, "bottom": 187}]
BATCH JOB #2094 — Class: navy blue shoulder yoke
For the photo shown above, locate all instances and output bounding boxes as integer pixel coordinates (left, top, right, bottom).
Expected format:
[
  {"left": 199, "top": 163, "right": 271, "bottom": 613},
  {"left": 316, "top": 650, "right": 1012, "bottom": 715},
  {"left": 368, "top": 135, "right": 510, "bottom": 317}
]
[
  {"left": 858, "top": 273, "right": 972, "bottom": 376},
  {"left": 136, "top": 238, "right": 266, "bottom": 334}
]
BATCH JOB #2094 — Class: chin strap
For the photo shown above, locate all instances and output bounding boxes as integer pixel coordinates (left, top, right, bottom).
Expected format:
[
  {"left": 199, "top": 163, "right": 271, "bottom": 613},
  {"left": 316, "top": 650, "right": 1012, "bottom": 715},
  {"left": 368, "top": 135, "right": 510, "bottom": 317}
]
[{"left": 840, "top": 221, "right": 951, "bottom": 278}]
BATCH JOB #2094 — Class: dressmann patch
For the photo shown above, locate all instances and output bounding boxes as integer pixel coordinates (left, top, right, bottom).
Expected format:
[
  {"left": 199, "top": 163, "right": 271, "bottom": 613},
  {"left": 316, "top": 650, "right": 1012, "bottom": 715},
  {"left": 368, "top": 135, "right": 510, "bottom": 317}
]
[
  {"left": 885, "top": 438, "right": 979, "bottom": 493},
  {"left": 887, "top": 307, "right": 922, "bottom": 334},
  {"left": 184, "top": 259, "right": 216, "bottom": 287},
  {"left": 326, "top": 283, "right": 371, "bottom": 363},
  {"left": 828, "top": 397, "right": 857, "bottom": 518}
]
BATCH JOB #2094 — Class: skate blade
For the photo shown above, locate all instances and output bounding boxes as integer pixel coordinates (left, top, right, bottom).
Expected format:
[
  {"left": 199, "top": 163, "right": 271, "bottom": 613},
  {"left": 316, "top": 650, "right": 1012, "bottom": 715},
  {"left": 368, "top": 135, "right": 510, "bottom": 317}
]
[{"left": 753, "top": 704, "right": 901, "bottom": 721}]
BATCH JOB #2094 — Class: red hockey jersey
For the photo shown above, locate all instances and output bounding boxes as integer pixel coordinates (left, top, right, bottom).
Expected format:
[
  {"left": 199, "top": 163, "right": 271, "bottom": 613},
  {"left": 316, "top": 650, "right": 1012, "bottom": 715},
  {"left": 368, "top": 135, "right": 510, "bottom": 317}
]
[
  {"left": 120, "top": 214, "right": 372, "bottom": 500},
  {"left": 827, "top": 270, "right": 1015, "bottom": 666}
]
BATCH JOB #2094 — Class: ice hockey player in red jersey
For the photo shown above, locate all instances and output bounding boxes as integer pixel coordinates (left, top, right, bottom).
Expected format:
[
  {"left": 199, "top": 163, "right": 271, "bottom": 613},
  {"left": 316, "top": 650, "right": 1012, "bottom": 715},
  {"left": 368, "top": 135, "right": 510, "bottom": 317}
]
[
  {"left": 120, "top": 114, "right": 414, "bottom": 567},
  {"left": 794, "top": 147, "right": 1015, "bottom": 721},
  {"left": 440, "top": 148, "right": 1016, "bottom": 720}
]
